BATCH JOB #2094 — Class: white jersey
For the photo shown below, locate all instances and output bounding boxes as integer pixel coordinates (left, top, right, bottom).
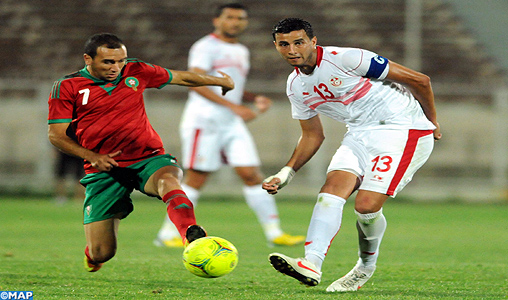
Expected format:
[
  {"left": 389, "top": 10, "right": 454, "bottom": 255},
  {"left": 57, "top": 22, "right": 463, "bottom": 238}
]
[
  {"left": 179, "top": 34, "right": 260, "bottom": 170},
  {"left": 181, "top": 34, "right": 250, "bottom": 127},
  {"left": 287, "top": 46, "right": 435, "bottom": 132}
]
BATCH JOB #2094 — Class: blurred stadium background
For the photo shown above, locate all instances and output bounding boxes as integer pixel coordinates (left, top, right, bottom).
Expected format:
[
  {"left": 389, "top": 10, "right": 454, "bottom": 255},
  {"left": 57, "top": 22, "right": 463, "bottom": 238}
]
[{"left": 0, "top": 0, "right": 507, "bottom": 202}]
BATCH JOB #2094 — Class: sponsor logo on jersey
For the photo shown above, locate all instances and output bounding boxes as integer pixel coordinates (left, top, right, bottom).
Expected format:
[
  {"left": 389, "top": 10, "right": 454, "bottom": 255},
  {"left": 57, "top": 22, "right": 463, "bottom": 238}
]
[
  {"left": 329, "top": 76, "right": 342, "bottom": 87},
  {"left": 125, "top": 77, "right": 139, "bottom": 91}
]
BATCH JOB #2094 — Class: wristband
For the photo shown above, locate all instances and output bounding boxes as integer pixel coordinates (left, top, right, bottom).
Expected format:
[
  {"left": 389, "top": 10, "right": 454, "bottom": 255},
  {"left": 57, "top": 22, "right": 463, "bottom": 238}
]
[{"left": 263, "top": 166, "right": 295, "bottom": 189}]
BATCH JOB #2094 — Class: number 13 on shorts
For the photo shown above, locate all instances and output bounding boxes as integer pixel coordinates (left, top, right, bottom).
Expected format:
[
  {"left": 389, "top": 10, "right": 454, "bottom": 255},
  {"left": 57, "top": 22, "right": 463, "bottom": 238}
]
[
  {"left": 364, "top": 130, "right": 434, "bottom": 196},
  {"left": 371, "top": 155, "right": 393, "bottom": 172},
  {"left": 329, "top": 129, "right": 434, "bottom": 197}
]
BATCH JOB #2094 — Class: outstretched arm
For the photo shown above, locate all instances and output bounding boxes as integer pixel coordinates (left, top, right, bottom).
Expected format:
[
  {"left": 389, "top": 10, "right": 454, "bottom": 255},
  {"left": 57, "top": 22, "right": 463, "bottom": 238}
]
[
  {"left": 262, "top": 115, "right": 325, "bottom": 194},
  {"left": 48, "top": 123, "right": 121, "bottom": 172},
  {"left": 169, "top": 69, "right": 234, "bottom": 96},
  {"left": 184, "top": 67, "right": 257, "bottom": 121},
  {"left": 385, "top": 61, "right": 442, "bottom": 140}
]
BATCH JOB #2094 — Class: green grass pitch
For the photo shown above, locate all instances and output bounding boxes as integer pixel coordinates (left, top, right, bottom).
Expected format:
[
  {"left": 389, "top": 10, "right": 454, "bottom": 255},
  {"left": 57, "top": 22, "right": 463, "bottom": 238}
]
[{"left": 1, "top": 195, "right": 507, "bottom": 299}]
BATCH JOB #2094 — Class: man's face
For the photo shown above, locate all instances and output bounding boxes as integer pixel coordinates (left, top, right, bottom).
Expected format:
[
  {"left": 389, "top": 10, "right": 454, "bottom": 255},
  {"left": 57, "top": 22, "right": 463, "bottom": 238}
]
[
  {"left": 213, "top": 8, "right": 248, "bottom": 38},
  {"left": 84, "top": 45, "right": 128, "bottom": 82},
  {"left": 274, "top": 29, "right": 317, "bottom": 69}
]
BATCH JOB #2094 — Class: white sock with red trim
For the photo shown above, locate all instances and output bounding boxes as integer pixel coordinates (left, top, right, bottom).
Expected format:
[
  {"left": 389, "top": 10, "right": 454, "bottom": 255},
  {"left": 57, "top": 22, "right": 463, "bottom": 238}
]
[
  {"left": 305, "top": 193, "right": 346, "bottom": 271},
  {"left": 355, "top": 208, "right": 386, "bottom": 267}
]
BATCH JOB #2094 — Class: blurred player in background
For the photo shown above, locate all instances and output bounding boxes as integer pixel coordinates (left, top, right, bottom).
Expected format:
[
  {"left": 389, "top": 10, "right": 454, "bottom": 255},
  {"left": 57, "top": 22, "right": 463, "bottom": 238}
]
[
  {"left": 263, "top": 18, "right": 441, "bottom": 292},
  {"left": 53, "top": 150, "right": 85, "bottom": 203},
  {"left": 155, "top": 3, "right": 305, "bottom": 248},
  {"left": 48, "top": 33, "right": 234, "bottom": 272},
  {"left": 53, "top": 125, "right": 85, "bottom": 204}
]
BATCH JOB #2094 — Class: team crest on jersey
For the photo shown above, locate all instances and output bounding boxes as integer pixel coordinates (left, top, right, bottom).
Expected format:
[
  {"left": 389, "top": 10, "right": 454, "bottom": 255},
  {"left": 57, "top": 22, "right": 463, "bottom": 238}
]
[
  {"left": 125, "top": 77, "right": 139, "bottom": 91},
  {"left": 329, "top": 76, "right": 342, "bottom": 87}
]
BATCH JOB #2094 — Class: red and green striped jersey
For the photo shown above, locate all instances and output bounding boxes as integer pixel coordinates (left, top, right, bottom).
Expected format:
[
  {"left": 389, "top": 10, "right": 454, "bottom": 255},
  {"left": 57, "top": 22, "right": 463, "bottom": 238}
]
[{"left": 48, "top": 58, "right": 173, "bottom": 174}]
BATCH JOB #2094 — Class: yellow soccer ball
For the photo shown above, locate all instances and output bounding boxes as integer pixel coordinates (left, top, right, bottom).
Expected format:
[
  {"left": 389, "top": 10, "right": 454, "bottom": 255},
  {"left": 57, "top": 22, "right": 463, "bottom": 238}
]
[{"left": 182, "top": 236, "right": 238, "bottom": 278}]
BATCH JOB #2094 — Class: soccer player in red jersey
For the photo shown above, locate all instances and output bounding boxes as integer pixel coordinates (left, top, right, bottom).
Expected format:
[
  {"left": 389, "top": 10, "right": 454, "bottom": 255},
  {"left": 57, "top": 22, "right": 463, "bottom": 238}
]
[{"left": 47, "top": 33, "right": 234, "bottom": 272}]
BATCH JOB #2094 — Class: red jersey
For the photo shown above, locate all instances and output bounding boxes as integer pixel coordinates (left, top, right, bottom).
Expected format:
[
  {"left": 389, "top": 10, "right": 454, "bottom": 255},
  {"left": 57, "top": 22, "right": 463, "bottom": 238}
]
[{"left": 48, "top": 59, "right": 173, "bottom": 174}]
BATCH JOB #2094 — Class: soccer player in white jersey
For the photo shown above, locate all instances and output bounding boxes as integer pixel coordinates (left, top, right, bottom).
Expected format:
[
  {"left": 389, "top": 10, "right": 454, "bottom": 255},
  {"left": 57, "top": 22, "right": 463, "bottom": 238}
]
[
  {"left": 263, "top": 18, "right": 442, "bottom": 292},
  {"left": 154, "top": 4, "right": 305, "bottom": 248}
]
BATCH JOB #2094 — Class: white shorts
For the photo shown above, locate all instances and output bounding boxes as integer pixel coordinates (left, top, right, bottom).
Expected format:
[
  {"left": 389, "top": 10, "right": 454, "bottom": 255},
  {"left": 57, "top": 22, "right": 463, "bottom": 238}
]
[
  {"left": 180, "top": 119, "right": 260, "bottom": 172},
  {"left": 327, "top": 129, "right": 434, "bottom": 197}
]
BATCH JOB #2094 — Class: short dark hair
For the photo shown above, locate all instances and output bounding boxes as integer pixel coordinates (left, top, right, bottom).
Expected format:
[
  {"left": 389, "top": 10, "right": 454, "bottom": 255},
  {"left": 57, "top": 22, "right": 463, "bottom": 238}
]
[
  {"left": 272, "top": 18, "right": 314, "bottom": 41},
  {"left": 84, "top": 33, "right": 124, "bottom": 58},
  {"left": 215, "top": 3, "right": 248, "bottom": 17}
]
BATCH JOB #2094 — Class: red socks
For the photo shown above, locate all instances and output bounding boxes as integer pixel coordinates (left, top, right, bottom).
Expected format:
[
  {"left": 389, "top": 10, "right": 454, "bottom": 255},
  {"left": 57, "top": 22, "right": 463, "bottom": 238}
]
[
  {"left": 85, "top": 246, "right": 93, "bottom": 262},
  {"left": 162, "top": 189, "right": 196, "bottom": 240}
]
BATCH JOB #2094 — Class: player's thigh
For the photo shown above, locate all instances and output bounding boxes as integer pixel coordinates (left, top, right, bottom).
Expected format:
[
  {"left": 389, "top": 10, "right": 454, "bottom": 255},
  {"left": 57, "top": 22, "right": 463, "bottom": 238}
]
[
  {"left": 180, "top": 126, "right": 223, "bottom": 171},
  {"left": 361, "top": 129, "right": 434, "bottom": 197},
  {"left": 80, "top": 172, "right": 134, "bottom": 225},
  {"left": 84, "top": 215, "right": 121, "bottom": 259},
  {"left": 84, "top": 216, "right": 119, "bottom": 245},
  {"left": 223, "top": 122, "right": 260, "bottom": 167},
  {"left": 143, "top": 165, "right": 182, "bottom": 196},
  {"left": 136, "top": 155, "right": 183, "bottom": 196},
  {"left": 327, "top": 132, "right": 368, "bottom": 179},
  {"left": 354, "top": 190, "right": 389, "bottom": 213},
  {"left": 320, "top": 170, "right": 361, "bottom": 199}
]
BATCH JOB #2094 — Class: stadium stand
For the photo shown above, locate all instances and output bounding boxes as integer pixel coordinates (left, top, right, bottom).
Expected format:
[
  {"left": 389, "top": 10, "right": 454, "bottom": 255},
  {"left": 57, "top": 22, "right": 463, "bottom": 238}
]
[
  {"left": 0, "top": 0, "right": 503, "bottom": 86},
  {"left": 1, "top": 0, "right": 507, "bottom": 199}
]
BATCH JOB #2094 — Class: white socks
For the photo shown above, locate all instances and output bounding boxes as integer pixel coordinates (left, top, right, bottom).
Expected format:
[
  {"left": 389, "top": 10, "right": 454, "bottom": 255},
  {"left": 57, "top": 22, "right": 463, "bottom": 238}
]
[
  {"left": 355, "top": 208, "right": 387, "bottom": 268},
  {"left": 302, "top": 194, "right": 387, "bottom": 271},
  {"left": 305, "top": 193, "right": 347, "bottom": 271},
  {"left": 157, "top": 183, "right": 200, "bottom": 240},
  {"left": 243, "top": 184, "right": 283, "bottom": 241}
]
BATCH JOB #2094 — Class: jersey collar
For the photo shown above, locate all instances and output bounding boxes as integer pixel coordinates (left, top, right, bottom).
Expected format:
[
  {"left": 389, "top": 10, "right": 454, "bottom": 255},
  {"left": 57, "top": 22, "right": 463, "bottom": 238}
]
[
  {"left": 316, "top": 46, "right": 323, "bottom": 67},
  {"left": 294, "top": 46, "right": 323, "bottom": 75},
  {"left": 79, "top": 66, "right": 123, "bottom": 86},
  {"left": 79, "top": 66, "right": 123, "bottom": 94}
]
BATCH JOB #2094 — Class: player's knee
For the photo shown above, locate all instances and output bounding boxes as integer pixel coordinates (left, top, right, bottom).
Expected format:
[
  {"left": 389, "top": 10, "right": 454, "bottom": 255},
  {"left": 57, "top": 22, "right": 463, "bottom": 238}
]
[
  {"left": 238, "top": 171, "right": 263, "bottom": 186},
  {"left": 242, "top": 176, "right": 262, "bottom": 186},
  {"left": 320, "top": 183, "right": 355, "bottom": 199},
  {"left": 354, "top": 196, "right": 381, "bottom": 214},
  {"left": 90, "top": 245, "right": 116, "bottom": 263},
  {"left": 157, "top": 173, "right": 180, "bottom": 191},
  {"left": 355, "top": 191, "right": 387, "bottom": 214},
  {"left": 354, "top": 201, "right": 381, "bottom": 214},
  {"left": 319, "top": 172, "right": 359, "bottom": 197}
]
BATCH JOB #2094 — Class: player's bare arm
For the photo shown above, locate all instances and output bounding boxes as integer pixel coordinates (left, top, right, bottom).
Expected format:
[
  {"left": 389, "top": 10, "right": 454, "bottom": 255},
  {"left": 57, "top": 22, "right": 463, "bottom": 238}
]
[
  {"left": 262, "top": 115, "right": 325, "bottom": 194},
  {"left": 187, "top": 67, "right": 258, "bottom": 121},
  {"left": 170, "top": 69, "right": 234, "bottom": 96},
  {"left": 385, "top": 61, "right": 442, "bottom": 140},
  {"left": 48, "top": 123, "right": 121, "bottom": 172},
  {"left": 285, "top": 115, "right": 326, "bottom": 172}
]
